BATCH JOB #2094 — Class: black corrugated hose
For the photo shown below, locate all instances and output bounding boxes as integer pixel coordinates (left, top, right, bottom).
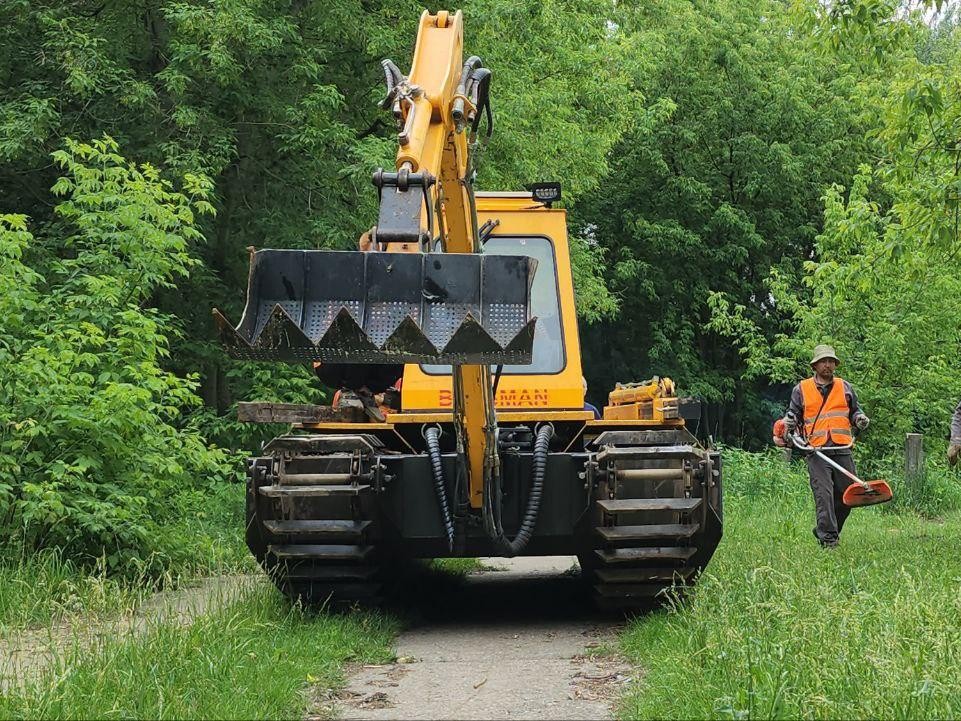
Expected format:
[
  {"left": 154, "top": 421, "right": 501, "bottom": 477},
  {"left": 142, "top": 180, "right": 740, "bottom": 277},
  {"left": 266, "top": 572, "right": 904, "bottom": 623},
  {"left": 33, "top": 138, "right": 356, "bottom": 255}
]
[
  {"left": 424, "top": 425, "right": 455, "bottom": 550},
  {"left": 485, "top": 423, "right": 554, "bottom": 557}
]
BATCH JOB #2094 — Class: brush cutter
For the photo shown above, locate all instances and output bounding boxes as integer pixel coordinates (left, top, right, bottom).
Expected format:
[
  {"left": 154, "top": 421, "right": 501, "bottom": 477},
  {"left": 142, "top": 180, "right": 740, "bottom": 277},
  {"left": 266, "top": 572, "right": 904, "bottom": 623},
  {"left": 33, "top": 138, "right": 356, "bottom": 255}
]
[{"left": 786, "top": 433, "right": 893, "bottom": 507}]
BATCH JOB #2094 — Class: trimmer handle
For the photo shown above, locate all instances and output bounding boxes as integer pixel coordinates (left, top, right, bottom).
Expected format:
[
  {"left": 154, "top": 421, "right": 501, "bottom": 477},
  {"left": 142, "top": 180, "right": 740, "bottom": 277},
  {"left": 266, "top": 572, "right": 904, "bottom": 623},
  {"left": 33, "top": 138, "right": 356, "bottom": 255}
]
[
  {"left": 787, "top": 433, "right": 854, "bottom": 453},
  {"left": 786, "top": 433, "right": 867, "bottom": 488},
  {"left": 786, "top": 432, "right": 854, "bottom": 453}
]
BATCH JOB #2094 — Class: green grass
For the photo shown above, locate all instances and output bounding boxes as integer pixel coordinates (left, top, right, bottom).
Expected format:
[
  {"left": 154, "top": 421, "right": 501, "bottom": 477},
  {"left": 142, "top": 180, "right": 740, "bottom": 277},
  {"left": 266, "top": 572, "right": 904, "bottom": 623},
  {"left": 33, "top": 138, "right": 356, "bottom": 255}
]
[
  {"left": 0, "top": 481, "right": 253, "bottom": 630},
  {"left": 0, "top": 580, "right": 397, "bottom": 720},
  {"left": 429, "top": 557, "right": 487, "bottom": 575},
  {"left": 0, "top": 550, "right": 154, "bottom": 629},
  {"left": 159, "top": 479, "right": 254, "bottom": 575},
  {"left": 15, "top": 444, "right": 960, "bottom": 719},
  {"left": 619, "top": 449, "right": 961, "bottom": 719},
  {"left": 0, "top": 479, "right": 397, "bottom": 719}
]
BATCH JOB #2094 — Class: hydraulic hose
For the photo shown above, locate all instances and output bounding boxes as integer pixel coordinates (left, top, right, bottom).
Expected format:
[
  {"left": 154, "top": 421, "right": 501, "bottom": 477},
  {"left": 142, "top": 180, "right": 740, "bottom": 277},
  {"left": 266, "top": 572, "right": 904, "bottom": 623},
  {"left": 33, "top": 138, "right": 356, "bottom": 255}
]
[
  {"left": 424, "top": 425, "right": 455, "bottom": 550},
  {"left": 453, "top": 56, "right": 483, "bottom": 130},
  {"left": 379, "top": 59, "right": 404, "bottom": 110},
  {"left": 485, "top": 423, "right": 553, "bottom": 557}
]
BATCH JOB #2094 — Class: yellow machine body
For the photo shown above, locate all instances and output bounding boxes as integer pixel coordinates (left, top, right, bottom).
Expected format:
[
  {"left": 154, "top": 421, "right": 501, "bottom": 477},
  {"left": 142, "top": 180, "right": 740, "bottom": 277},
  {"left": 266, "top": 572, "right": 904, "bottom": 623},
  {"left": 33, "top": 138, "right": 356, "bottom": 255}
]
[
  {"left": 401, "top": 194, "right": 585, "bottom": 415},
  {"left": 603, "top": 377, "right": 684, "bottom": 423},
  {"left": 228, "top": 9, "right": 723, "bottom": 613}
]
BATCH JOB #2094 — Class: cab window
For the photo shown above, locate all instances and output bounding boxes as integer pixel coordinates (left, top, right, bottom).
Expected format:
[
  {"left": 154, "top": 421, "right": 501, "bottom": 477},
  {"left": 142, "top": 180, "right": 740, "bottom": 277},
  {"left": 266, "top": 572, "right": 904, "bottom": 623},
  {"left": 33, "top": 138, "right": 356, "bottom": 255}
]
[{"left": 422, "top": 235, "right": 565, "bottom": 375}]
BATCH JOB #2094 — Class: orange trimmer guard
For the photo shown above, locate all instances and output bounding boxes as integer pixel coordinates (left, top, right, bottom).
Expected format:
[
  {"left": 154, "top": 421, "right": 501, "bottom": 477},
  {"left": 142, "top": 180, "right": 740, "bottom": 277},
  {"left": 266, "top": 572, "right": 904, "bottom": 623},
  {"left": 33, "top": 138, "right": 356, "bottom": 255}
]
[{"left": 842, "top": 479, "right": 893, "bottom": 507}]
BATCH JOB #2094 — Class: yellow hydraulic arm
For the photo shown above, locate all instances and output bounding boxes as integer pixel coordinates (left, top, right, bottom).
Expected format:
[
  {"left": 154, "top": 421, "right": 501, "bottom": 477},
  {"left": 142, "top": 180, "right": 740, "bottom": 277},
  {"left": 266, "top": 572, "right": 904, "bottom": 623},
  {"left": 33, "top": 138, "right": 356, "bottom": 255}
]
[
  {"left": 376, "top": 10, "right": 498, "bottom": 512},
  {"left": 215, "top": 9, "right": 540, "bottom": 550}
]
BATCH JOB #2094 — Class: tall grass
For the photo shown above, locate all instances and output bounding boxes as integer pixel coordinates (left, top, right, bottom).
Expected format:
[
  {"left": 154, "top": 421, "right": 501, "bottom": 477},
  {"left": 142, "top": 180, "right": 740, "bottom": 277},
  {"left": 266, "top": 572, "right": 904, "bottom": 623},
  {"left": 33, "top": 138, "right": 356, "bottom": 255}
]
[
  {"left": 619, "top": 448, "right": 961, "bottom": 719},
  {"left": 0, "top": 550, "right": 153, "bottom": 629},
  {"left": 157, "top": 479, "right": 252, "bottom": 575},
  {"left": 0, "top": 477, "right": 396, "bottom": 719},
  {"left": 880, "top": 461, "right": 961, "bottom": 517},
  {"left": 721, "top": 446, "right": 809, "bottom": 503},
  {"left": 0, "top": 581, "right": 396, "bottom": 719},
  {"left": 0, "top": 480, "right": 252, "bottom": 630}
]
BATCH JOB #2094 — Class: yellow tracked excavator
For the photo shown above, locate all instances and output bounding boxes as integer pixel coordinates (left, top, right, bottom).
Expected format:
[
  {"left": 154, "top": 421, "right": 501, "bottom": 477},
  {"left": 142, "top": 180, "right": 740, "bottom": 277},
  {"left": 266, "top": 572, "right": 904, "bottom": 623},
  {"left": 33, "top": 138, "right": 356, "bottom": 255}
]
[{"left": 214, "top": 10, "right": 722, "bottom": 611}]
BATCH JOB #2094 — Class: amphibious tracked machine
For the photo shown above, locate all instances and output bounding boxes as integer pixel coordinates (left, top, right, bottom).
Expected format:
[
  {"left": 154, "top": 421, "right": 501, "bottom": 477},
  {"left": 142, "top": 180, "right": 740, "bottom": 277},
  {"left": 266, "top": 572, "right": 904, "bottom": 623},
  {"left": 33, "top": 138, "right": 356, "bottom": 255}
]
[{"left": 215, "top": 10, "right": 722, "bottom": 611}]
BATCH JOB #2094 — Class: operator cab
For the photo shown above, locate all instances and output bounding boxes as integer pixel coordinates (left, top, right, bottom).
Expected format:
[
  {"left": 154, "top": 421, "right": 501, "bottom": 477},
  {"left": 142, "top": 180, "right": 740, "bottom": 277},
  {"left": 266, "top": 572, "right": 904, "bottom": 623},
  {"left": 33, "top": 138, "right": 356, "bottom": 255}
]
[{"left": 400, "top": 192, "right": 585, "bottom": 412}]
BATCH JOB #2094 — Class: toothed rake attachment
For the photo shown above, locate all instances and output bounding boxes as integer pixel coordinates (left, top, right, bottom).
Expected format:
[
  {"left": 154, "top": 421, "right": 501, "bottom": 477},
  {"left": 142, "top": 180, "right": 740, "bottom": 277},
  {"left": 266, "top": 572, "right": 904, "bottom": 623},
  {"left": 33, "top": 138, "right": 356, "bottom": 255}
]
[{"left": 214, "top": 250, "right": 538, "bottom": 364}]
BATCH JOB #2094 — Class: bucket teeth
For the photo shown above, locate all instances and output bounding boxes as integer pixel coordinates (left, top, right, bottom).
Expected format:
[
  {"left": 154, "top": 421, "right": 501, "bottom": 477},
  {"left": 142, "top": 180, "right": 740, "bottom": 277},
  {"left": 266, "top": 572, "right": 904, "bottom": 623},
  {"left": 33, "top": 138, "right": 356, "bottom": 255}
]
[
  {"left": 504, "top": 318, "right": 538, "bottom": 355},
  {"left": 213, "top": 308, "right": 246, "bottom": 353},
  {"left": 260, "top": 304, "right": 313, "bottom": 352},
  {"left": 317, "top": 307, "right": 380, "bottom": 361},
  {"left": 382, "top": 315, "right": 440, "bottom": 358},
  {"left": 441, "top": 311, "right": 502, "bottom": 358},
  {"left": 214, "top": 249, "right": 537, "bottom": 365}
]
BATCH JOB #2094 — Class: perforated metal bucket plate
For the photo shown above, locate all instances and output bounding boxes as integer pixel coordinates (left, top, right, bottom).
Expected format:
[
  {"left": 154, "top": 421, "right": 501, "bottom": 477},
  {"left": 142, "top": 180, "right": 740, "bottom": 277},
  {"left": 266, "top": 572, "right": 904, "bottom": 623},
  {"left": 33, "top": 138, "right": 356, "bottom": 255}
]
[{"left": 214, "top": 249, "right": 537, "bottom": 364}]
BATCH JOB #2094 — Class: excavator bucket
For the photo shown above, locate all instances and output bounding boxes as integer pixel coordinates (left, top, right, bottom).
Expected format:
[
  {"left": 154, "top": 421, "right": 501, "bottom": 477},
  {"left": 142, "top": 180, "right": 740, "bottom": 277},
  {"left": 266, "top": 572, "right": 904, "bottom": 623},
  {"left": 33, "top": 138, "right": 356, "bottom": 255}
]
[{"left": 214, "top": 249, "right": 538, "bottom": 365}]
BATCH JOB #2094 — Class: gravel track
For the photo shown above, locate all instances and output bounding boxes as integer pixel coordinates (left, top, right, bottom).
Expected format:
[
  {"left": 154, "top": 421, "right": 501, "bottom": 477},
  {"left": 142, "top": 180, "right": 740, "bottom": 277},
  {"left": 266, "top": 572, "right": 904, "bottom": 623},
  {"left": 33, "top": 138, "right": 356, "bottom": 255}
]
[{"left": 326, "top": 557, "right": 631, "bottom": 721}]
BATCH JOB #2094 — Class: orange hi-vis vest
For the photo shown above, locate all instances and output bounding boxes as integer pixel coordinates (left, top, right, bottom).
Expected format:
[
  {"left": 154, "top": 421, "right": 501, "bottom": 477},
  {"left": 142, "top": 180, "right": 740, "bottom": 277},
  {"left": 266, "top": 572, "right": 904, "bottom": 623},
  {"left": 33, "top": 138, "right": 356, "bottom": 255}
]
[{"left": 800, "top": 377, "right": 853, "bottom": 447}]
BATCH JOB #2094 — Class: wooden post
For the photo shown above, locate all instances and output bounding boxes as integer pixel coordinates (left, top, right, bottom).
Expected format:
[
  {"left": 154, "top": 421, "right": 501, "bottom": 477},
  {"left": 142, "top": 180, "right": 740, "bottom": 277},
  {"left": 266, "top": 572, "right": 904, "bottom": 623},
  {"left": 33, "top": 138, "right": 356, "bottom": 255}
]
[{"left": 905, "top": 433, "right": 924, "bottom": 485}]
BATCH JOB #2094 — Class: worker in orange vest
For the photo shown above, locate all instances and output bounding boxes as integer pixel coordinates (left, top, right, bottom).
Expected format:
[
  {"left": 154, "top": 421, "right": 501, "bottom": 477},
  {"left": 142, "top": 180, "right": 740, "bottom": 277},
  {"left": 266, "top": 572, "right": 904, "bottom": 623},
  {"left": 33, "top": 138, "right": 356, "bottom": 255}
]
[{"left": 779, "top": 345, "right": 870, "bottom": 548}]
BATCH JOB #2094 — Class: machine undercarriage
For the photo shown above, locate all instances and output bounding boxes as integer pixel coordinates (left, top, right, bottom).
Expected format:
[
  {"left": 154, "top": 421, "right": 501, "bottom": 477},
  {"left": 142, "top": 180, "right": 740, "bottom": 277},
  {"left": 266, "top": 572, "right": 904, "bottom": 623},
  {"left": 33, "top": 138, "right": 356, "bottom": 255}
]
[{"left": 245, "top": 422, "right": 721, "bottom": 612}]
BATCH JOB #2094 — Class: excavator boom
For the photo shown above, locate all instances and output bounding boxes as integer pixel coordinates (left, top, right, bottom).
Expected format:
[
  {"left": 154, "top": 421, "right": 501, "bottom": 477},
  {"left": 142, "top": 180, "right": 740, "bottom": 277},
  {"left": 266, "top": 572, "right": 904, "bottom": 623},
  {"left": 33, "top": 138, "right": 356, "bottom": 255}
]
[
  {"left": 215, "top": 10, "right": 519, "bottom": 516},
  {"left": 215, "top": 11, "right": 531, "bottom": 367}
]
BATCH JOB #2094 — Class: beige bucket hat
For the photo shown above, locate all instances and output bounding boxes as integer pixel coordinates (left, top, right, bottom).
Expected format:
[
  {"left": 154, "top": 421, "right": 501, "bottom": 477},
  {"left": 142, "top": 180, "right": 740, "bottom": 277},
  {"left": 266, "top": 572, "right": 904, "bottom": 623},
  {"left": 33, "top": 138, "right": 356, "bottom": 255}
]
[{"left": 810, "top": 344, "right": 840, "bottom": 367}]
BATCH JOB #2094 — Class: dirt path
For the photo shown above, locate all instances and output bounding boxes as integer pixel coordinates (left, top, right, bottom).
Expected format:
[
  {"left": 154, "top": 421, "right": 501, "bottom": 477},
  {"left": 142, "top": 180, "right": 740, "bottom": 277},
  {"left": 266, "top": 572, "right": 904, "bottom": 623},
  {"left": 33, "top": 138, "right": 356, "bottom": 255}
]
[
  {"left": 0, "top": 574, "right": 254, "bottom": 690},
  {"left": 327, "top": 557, "right": 631, "bottom": 721}
]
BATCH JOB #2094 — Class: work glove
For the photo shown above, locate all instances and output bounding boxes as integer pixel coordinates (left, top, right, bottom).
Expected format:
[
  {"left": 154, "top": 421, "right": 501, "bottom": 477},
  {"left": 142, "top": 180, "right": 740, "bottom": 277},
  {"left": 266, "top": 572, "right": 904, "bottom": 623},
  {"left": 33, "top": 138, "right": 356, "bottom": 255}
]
[
  {"left": 949, "top": 443, "right": 961, "bottom": 468},
  {"left": 854, "top": 414, "right": 870, "bottom": 431},
  {"left": 783, "top": 415, "right": 797, "bottom": 434}
]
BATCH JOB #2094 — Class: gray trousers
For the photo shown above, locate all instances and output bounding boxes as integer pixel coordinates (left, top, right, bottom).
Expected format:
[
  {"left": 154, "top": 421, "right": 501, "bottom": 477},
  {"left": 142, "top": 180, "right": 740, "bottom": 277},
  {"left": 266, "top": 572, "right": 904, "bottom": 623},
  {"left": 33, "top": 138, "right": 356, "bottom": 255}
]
[{"left": 804, "top": 452, "right": 856, "bottom": 546}]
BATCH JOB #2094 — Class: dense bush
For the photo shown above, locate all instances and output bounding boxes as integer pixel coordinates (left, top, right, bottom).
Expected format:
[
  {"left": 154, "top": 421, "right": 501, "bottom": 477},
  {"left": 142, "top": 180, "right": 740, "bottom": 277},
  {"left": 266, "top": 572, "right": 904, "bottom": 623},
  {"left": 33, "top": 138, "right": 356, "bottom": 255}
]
[
  {"left": 0, "top": 137, "right": 234, "bottom": 571},
  {"left": 0, "top": 0, "right": 630, "bottom": 421}
]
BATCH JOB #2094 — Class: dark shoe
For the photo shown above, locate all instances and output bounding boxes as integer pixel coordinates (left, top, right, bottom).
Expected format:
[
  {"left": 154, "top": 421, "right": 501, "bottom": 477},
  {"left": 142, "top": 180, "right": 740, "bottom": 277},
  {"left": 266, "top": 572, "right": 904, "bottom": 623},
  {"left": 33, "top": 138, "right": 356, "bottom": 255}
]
[{"left": 820, "top": 540, "right": 839, "bottom": 549}]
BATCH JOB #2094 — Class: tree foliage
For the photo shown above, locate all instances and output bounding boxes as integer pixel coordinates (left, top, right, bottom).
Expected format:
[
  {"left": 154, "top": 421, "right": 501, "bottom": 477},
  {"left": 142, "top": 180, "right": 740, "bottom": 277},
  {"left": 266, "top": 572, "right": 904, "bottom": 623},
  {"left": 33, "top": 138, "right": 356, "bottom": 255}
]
[
  {"left": 0, "top": 137, "right": 228, "bottom": 568},
  {"left": 579, "top": 0, "right": 872, "bottom": 443},
  {"left": 0, "top": 1, "right": 639, "bottom": 560},
  {"left": 0, "top": 0, "right": 637, "bottom": 418},
  {"left": 709, "top": 1, "right": 961, "bottom": 458}
]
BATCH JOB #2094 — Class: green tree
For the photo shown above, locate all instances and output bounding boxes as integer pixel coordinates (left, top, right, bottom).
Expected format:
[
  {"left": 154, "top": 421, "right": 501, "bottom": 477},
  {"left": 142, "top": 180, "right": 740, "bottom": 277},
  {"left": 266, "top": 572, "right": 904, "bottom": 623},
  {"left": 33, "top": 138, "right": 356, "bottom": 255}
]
[
  {"left": 578, "top": 0, "right": 872, "bottom": 443},
  {"left": 0, "top": 137, "right": 227, "bottom": 568},
  {"left": 0, "top": 1, "right": 636, "bottom": 428},
  {"left": 709, "top": 2, "right": 961, "bottom": 466}
]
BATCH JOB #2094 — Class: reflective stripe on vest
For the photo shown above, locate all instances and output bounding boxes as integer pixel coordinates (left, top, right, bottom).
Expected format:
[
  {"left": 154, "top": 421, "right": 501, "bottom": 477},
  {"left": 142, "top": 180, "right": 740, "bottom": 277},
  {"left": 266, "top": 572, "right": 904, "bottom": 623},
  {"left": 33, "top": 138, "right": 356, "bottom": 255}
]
[{"left": 800, "top": 377, "right": 853, "bottom": 447}]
